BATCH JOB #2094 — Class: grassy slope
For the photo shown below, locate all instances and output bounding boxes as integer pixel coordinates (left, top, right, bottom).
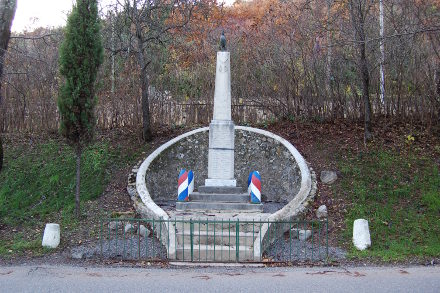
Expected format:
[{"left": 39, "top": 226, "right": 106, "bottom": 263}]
[
  {"left": 338, "top": 148, "right": 440, "bottom": 260},
  {"left": 0, "top": 122, "right": 439, "bottom": 261},
  {"left": 268, "top": 120, "right": 440, "bottom": 262},
  {"left": 0, "top": 141, "right": 110, "bottom": 224},
  {"left": 0, "top": 134, "right": 142, "bottom": 255}
]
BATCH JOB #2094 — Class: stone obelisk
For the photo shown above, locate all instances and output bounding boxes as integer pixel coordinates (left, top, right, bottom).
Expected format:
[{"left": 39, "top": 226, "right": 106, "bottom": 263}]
[{"left": 204, "top": 40, "right": 236, "bottom": 187}]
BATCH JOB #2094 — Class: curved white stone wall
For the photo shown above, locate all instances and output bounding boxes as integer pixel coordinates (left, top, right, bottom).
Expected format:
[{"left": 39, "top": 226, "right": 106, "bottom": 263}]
[
  {"left": 133, "top": 126, "right": 315, "bottom": 259},
  {"left": 234, "top": 126, "right": 313, "bottom": 218},
  {"left": 135, "top": 127, "right": 209, "bottom": 218},
  {"left": 134, "top": 127, "right": 209, "bottom": 259}
]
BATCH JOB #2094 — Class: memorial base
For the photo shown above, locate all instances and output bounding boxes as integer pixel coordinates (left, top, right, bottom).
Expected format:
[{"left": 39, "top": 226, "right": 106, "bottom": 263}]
[
  {"left": 207, "top": 120, "right": 235, "bottom": 183},
  {"left": 204, "top": 178, "right": 237, "bottom": 187}
]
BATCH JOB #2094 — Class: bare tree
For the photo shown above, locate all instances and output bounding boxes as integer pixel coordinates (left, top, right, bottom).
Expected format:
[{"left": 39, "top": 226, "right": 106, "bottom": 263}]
[
  {"left": 349, "top": 0, "right": 373, "bottom": 142},
  {"left": 379, "top": 0, "right": 385, "bottom": 110},
  {"left": 0, "top": 0, "right": 16, "bottom": 172},
  {"left": 1, "top": 0, "right": 439, "bottom": 135},
  {"left": 416, "top": 1, "right": 440, "bottom": 125},
  {"left": 326, "top": 0, "right": 334, "bottom": 96},
  {"left": 111, "top": 0, "right": 195, "bottom": 141}
]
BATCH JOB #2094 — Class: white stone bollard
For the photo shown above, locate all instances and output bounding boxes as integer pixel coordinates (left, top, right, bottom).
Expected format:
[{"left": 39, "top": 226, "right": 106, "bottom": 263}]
[
  {"left": 353, "top": 219, "right": 371, "bottom": 250},
  {"left": 42, "top": 223, "right": 60, "bottom": 249}
]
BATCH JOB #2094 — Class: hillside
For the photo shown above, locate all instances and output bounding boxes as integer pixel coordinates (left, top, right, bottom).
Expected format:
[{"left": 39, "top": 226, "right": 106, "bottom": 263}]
[{"left": 0, "top": 120, "right": 439, "bottom": 263}]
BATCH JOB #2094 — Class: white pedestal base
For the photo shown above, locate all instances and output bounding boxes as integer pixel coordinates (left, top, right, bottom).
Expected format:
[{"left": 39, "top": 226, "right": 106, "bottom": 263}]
[
  {"left": 207, "top": 120, "right": 235, "bottom": 183},
  {"left": 204, "top": 178, "right": 237, "bottom": 187}
]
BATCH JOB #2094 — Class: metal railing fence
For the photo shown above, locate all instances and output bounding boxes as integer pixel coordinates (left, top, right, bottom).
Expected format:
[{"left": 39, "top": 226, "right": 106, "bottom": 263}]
[{"left": 99, "top": 218, "right": 328, "bottom": 263}]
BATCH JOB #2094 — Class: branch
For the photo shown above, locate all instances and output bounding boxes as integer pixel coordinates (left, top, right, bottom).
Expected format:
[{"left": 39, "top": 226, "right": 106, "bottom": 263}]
[
  {"left": 329, "top": 26, "right": 440, "bottom": 48},
  {"left": 10, "top": 33, "right": 56, "bottom": 40}
]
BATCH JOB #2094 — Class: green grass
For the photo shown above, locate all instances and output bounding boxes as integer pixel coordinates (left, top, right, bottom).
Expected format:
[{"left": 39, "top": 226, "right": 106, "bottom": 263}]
[
  {"left": 0, "top": 237, "right": 46, "bottom": 256},
  {"left": 337, "top": 148, "right": 440, "bottom": 260},
  {"left": 0, "top": 136, "right": 144, "bottom": 256},
  {"left": 0, "top": 138, "right": 134, "bottom": 227}
]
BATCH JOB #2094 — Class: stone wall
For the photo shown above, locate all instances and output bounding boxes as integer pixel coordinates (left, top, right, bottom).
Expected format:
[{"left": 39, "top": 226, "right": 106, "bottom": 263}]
[{"left": 145, "top": 129, "right": 301, "bottom": 202}]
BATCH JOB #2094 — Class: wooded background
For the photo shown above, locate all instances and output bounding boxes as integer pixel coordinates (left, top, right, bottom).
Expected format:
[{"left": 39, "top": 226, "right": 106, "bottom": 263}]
[{"left": 1, "top": 0, "right": 439, "bottom": 134}]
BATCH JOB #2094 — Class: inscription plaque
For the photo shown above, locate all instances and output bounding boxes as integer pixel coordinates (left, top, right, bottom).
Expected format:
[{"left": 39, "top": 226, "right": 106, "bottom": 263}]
[{"left": 208, "top": 149, "right": 234, "bottom": 179}]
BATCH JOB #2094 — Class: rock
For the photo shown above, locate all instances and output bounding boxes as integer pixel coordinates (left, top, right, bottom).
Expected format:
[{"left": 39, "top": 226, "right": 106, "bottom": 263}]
[
  {"left": 139, "top": 225, "right": 150, "bottom": 237},
  {"left": 353, "top": 219, "right": 371, "bottom": 250},
  {"left": 108, "top": 221, "right": 118, "bottom": 230},
  {"left": 42, "top": 223, "right": 60, "bottom": 249},
  {"left": 299, "top": 229, "right": 312, "bottom": 241},
  {"left": 71, "top": 250, "right": 84, "bottom": 259},
  {"left": 316, "top": 205, "right": 328, "bottom": 219},
  {"left": 320, "top": 170, "right": 337, "bottom": 184},
  {"left": 124, "top": 223, "right": 136, "bottom": 233},
  {"left": 290, "top": 228, "right": 312, "bottom": 241},
  {"left": 127, "top": 187, "right": 136, "bottom": 197}
]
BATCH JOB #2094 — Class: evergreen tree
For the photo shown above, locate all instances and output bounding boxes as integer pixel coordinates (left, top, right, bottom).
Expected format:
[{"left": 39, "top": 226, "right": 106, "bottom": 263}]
[{"left": 58, "top": 0, "right": 103, "bottom": 217}]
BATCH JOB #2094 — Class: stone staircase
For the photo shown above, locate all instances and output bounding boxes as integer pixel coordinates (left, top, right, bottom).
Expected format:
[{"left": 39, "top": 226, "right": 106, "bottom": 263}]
[
  {"left": 176, "top": 186, "right": 263, "bottom": 212},
  {"left": 173, "top": 185, "right": 265, "bottom": 261},
  {"left": 169, "top": 211, "right": 270, "bottom": 262}
]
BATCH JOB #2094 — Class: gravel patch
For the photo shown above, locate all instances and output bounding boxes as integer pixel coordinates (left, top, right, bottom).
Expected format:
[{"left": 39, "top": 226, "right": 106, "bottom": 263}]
[
  {"left": 70, "top": 235, "right": 167, "bottom": 261},
  {"left": 265, "top": 237, "right": 346, "bottom": 262}
]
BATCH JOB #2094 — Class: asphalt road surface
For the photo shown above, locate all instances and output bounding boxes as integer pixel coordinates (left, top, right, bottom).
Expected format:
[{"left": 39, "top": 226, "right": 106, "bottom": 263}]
[{"left": 0, "top": 264, "right": 439, "bottom": 292}]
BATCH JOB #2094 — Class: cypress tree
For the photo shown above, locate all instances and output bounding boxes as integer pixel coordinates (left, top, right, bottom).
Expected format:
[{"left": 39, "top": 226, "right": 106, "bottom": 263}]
[{"left": 58, "top": 0, "right": 103, "bottom": 217}]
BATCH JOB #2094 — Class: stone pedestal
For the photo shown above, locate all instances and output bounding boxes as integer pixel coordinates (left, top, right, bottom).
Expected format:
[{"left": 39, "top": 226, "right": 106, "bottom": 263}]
[
  {"left": 206, "top": 120, "right": 236, "bottom": 186},
  {"left": 204, "top": 51, "right": 236, "bottom": 187}
]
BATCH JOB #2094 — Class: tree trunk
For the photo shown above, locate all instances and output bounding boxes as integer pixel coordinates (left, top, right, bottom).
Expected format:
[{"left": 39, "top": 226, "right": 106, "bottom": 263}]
[
  {"left": 75, "top": 144, "right": 81, "bottom": 218},
  {"left": 360, "top": 41, "right": 372, "bottom": 142},
  {"left": 141, "top": 67, "right": 152, "bottom": 141},
  {"left": 350, "top": 0, "right": 372, "bottom": 142},
  {"left": 436, "top": 68, "right": 440, "bottom": 125},
  {"left": 326, "top": 0, "right": 333, "bottom": 96},
  {"left": 135, "top": 23, "right": 152, "bottom": 142},
  {"left": 0, "top": 0, "right": 17, "bottom": 173},
  {"left": 379, "top": 0, "right": 385, "bottom": 110},
  {"left": 0, "top": 136, "right": 3, "bottom": 172}
]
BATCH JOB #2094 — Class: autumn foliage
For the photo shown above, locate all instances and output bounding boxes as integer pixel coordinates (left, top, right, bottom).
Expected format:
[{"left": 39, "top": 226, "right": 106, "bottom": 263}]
[{"left": 1, "top": 0, "right": 439, "bottom": 134}]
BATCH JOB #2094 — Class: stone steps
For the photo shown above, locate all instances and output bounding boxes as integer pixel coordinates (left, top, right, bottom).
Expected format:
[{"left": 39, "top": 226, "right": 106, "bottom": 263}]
[
  {"left": 176, "top": 201, "right": 263, "bottom": 212},
  {"left": 174, "top": 221, "right": 266, "bottom": 233},
  {"left": 198, "top": 186, "right": 243, "bottom": 194},
  {"left": 176, "top": 244, "right": 256, "bottom": 262},
  {"left": 169, "top": 211, "right": 268, "bottom": 262},
  {"left": 169, "top": 211, "right": 270, "bottom": 232},
  {"left": 190, "top": 192, "right": 249, "bottom": 203},
  {"left": 176, "top": 230, "right": 257, "bottom": 246}
]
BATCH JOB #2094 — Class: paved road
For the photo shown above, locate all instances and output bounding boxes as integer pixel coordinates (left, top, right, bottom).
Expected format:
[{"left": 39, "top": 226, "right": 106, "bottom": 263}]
[{"left": 0, "top": 264, "right": 439, "bottom": 292}]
